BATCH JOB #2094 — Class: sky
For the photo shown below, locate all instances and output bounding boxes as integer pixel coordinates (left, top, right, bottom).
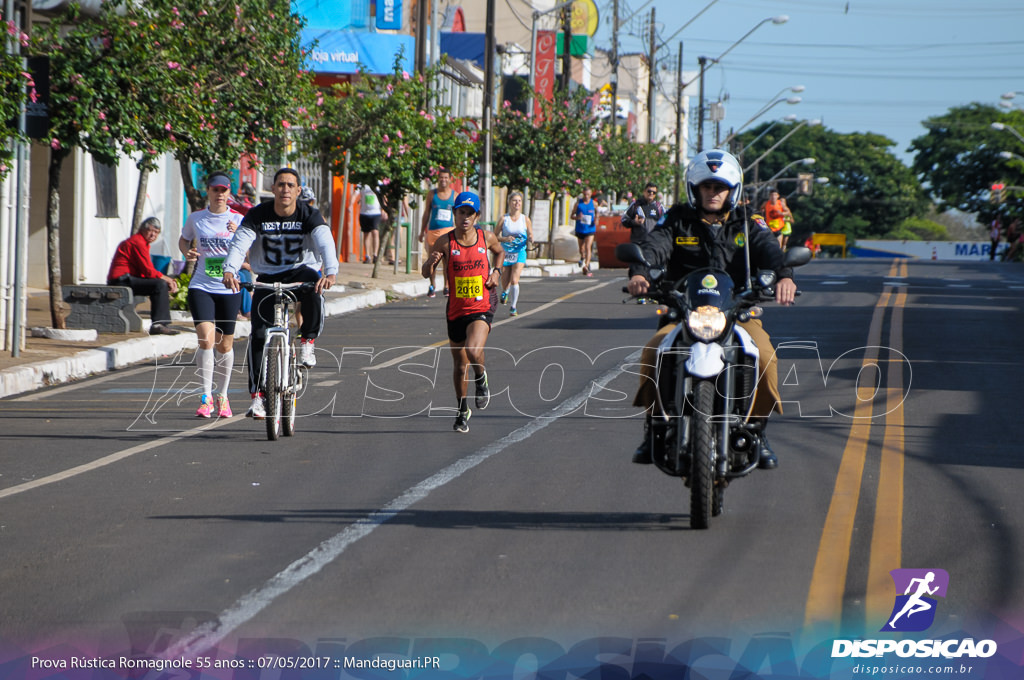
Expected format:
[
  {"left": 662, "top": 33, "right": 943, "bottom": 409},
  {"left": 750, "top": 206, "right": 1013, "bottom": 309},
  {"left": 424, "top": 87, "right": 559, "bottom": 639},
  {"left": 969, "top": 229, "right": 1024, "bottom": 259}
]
[{"left": 597, "top": 0, "right": 1024, "bottom": 165}]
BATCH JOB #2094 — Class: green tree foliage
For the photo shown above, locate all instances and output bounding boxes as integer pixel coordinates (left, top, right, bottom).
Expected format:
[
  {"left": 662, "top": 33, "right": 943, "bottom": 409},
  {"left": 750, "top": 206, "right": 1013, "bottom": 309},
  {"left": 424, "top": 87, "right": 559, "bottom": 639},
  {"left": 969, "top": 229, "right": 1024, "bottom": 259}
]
[
  {"left": 590, "top": 129, "right": 674, "bottom": 202},
  {"left": 735, "top": 121, "right": 928, "bottom": 242},
  {"left": 492, "top": 88, "right": 601, "bottom": 198},
  {"left": 884, "top": 217, "right": 949, "bottom": 241},
  {"left": 297, "top": 59, "right": 478, "bottom": 276},
  {"left": 0, "top": 14, "right": 30, "bottom": 181},
  {"left": 32, "top": 0, "right": 314, "bottom": 324},
  {"left": 909, "top": 103, "right": 1024, "bottom": 223}
]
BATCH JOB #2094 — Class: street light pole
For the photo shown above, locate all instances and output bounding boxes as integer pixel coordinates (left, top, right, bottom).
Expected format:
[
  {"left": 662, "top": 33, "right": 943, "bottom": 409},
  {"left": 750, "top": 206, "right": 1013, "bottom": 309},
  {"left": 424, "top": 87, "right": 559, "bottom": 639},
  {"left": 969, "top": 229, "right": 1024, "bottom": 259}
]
[
  {"left": 764, "top": 157, "right": 815, "bottom": 186},
  {"left": 610, "top": 0, "right": 619, "bottom": 131},
  {"left": 647, "top": 7, "right": 656, "bottom": 142},
  {"left": 743, "top": 119, "right": 822, "bottom": 174},
  {"left": 721, "top": 85, "right": 804, "bottom": 148},
  {"left": 481, "top": 0, "right": 496, "bottom": 225},
  {"left": 697, "top": 55, "right": 707, "bottom": 151},
  {"left": 674, "top": 42, "right": 684, "bottom": 201},
  {"left": 992, "top": 122, "right": 1024, "bottom": 146},
  {"left": 694, "top": 15, "right": 788, "bottom": 152},
  {"left": 734, "top": 114, "right": 797, "bottom": 161}
]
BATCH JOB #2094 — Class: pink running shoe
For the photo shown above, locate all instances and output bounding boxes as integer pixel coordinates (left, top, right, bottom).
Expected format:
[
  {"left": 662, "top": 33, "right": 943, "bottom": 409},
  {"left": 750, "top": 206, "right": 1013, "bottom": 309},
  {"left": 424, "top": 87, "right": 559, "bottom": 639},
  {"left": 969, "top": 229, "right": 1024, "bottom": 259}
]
[
  {"left": 196, "top": 395, "right": 213, "bottom": 418},
  {"left": 216, "top": 394, "right": 233, "bottom": 418}
]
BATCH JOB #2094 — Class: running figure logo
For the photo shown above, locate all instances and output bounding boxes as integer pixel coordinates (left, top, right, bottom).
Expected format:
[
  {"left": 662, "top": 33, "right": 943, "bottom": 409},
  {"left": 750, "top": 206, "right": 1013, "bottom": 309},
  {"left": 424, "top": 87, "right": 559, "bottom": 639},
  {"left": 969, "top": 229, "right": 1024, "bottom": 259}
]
[{"left": 881, "top": 568, "right": 949, "bottom": 632}]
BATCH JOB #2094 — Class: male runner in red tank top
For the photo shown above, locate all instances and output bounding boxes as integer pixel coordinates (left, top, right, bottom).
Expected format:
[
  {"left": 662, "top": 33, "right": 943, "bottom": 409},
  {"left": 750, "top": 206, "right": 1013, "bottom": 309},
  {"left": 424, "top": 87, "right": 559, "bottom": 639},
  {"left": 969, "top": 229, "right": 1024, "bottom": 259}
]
[{"left": 421, "top": 191, "right": 504, "bottom": 433}]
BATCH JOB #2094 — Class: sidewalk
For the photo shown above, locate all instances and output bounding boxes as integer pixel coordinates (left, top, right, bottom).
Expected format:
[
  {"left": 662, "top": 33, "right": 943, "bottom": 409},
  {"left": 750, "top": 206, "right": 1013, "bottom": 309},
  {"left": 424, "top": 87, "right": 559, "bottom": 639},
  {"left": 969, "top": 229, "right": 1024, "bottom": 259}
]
[{"left": 0, "top": 258, "right": 598, "bottom": 399}]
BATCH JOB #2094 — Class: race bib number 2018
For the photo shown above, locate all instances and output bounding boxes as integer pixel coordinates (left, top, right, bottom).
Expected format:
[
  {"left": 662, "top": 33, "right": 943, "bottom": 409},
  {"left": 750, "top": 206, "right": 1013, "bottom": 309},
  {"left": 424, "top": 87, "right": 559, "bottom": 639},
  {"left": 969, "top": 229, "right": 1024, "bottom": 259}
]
[{"left": 454, "top": 276, "right": 483, "bottom": 300}]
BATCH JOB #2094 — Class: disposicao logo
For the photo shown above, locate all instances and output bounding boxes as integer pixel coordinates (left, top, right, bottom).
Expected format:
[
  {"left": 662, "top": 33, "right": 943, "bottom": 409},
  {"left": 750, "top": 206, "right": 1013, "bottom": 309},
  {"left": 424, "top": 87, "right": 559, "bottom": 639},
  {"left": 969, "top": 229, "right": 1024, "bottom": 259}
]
[
  {"left": 831, "top": 568, "right": 998, "bottom": 660},
  {"left": 882, "top": 568, "right": 948, "bottom": 632}
]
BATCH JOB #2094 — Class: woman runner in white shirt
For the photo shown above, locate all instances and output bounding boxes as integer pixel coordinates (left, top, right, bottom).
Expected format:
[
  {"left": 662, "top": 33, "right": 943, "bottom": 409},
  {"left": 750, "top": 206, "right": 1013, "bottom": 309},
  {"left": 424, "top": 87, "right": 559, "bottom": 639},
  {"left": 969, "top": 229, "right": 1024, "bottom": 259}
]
[
  {"left": 495, "top": 191, "right": 533, "bottom": 316},
  {"left": 179, "top": 172, "right": 245, "bottom": 418}
]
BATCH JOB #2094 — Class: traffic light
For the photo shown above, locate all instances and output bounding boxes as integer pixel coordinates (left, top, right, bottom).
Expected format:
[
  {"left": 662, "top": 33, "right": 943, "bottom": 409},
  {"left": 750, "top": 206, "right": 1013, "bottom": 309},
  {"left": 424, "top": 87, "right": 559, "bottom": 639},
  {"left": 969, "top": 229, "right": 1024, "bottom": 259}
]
[
  {"left": 797, "top": 173, "right": 814, "bottom": 196},
  {"left": 991, "top": 182, "right": 1006, "bottom": 203}
]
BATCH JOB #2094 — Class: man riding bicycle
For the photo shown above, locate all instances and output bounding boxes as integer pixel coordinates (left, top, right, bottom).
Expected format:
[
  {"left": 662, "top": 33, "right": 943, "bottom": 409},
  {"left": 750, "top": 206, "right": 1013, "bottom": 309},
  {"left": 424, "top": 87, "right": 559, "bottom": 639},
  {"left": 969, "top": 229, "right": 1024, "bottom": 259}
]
[{"left": 222, "top": 168, "right": 339, "bottom": 419}]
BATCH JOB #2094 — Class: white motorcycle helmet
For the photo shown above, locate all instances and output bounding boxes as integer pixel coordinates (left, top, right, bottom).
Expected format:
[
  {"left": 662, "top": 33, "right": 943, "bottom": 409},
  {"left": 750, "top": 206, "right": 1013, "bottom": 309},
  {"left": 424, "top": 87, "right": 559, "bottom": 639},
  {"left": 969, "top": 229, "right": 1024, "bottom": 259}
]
[{"left": 685, "top": 149, "right": 744, "bottom": 211}]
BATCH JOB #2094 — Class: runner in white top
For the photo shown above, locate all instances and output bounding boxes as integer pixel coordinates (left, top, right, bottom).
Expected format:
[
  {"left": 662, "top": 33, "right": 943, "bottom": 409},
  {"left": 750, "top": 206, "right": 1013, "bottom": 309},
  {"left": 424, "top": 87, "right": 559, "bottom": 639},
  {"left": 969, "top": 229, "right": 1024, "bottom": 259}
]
[
  {"left": 178, "top": 172, "right": 245, "bottom": 419},
  {"left": 495, "top": 191, "right": 532, "bottom": 316}
]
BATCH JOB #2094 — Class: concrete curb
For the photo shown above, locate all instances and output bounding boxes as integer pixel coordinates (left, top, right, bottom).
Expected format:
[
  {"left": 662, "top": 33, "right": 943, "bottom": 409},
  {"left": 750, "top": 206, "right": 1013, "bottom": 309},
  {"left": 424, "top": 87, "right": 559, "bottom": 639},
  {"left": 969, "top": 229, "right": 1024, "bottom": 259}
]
[
  {"left": 0, "top": 288, "right": 389, "bottom": 400},
  {"left": 0, "top": 262, "right": 598, "bottom": 399}
]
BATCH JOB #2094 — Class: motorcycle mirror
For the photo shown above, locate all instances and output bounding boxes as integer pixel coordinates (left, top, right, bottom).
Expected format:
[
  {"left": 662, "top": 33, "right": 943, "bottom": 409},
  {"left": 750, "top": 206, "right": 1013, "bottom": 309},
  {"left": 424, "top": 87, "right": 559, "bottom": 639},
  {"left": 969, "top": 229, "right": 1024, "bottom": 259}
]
[
  {"left": 756, "top": 270, "right": 777, "bottom": 288},
  {"left": 615, "top": 242, "right": 649, "bottom": 267},
  {"left": 784, "top": 246, "right": 813, "bottom": 267}
]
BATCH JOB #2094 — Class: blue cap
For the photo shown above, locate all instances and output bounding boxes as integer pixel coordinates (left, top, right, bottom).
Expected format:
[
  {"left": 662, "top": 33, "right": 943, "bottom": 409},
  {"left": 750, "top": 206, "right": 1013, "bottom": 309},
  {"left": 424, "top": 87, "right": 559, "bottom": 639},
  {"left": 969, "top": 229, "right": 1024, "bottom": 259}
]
[
  {"left": 206, "top": 172, "right": 232, "bottom": 189},
  {"left": 453, "top": 191, "right": 480, "bottom": 214}
]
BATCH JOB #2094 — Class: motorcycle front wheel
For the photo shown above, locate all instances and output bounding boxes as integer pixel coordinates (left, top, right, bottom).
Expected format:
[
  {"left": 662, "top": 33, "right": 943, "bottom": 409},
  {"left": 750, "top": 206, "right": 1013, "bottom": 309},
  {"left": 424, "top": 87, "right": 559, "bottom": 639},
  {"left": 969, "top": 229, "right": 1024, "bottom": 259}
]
[{"left": 690, "top": 379, "right": 716, "bottom": 529}]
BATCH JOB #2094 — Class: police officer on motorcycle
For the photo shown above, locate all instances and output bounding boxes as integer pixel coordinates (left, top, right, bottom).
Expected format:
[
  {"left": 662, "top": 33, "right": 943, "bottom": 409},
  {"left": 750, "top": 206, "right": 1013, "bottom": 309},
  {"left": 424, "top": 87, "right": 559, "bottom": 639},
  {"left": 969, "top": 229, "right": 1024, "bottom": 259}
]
[{"left": 626, "top": 149, "right": 798, "bottom": 469}]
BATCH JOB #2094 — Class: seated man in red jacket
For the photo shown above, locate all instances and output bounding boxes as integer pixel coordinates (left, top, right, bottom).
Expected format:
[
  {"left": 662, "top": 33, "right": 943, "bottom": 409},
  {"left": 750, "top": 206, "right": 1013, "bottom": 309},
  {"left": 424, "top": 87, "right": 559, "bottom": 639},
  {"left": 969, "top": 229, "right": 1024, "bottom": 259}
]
[{"left": 107, "top": 217, "right": 181, "bottom": 335}]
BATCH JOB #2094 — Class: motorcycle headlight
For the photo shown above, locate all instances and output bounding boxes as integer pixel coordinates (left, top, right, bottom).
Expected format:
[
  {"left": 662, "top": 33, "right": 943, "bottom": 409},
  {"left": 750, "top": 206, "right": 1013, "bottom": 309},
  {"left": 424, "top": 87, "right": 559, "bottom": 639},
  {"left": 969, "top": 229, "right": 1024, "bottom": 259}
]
[{"left": 687, "top": 305, "right": 727, "bottom": 341}]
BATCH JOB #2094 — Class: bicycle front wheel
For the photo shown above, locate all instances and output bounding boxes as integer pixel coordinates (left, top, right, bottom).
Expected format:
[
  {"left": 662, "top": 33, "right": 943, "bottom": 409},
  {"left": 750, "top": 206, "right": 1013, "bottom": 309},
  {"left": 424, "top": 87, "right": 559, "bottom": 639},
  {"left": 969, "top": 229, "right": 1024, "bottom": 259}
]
[
  {"left": 282, "top": 350, "right": 298, "bottom": 437},
  {"left": 265, "top": 335, "right": 285, "bottom": 441}
]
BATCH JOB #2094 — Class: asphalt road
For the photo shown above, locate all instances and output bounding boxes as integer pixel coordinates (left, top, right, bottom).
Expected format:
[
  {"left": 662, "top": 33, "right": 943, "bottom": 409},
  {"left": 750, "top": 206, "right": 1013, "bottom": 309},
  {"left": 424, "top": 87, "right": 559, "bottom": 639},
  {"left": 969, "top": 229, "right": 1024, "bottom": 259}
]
[{"left": 2, "top": 259, "right": 1023, "bottom": 678}]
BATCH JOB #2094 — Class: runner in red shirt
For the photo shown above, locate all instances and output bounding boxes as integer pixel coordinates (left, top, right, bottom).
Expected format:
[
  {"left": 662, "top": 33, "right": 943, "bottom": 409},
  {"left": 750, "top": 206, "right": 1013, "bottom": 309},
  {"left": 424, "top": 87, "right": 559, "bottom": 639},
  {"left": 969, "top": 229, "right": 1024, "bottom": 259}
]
[{"left": 421, "top": 191, "right": 504, "bottom": 433}]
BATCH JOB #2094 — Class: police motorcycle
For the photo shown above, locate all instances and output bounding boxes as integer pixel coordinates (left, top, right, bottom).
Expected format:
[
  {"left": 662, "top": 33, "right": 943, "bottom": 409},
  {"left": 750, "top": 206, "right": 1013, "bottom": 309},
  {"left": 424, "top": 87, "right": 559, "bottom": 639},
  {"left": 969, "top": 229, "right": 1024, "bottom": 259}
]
[{"left": 616, "top": 241, "right": 811, "bottom": 530}]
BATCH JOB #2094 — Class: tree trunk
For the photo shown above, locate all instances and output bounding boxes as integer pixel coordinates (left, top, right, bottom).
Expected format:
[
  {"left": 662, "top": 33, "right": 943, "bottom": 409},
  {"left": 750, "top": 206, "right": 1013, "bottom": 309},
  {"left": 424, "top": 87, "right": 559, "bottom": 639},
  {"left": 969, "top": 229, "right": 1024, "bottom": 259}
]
[
  {"left": 131, "top": 166, "right": 151, "bottom": 234},
  {"left": 179, "top": 157, "right": 204, "bottom": 212},
  {"left": 179, "top": 157, "right": 202, "bottom": 276},
  {"left": 319, "top": 157, "right": 332, "bottom": 225},
  {"left": 46, "top": 151, "right": 69, "bottom": 329}
]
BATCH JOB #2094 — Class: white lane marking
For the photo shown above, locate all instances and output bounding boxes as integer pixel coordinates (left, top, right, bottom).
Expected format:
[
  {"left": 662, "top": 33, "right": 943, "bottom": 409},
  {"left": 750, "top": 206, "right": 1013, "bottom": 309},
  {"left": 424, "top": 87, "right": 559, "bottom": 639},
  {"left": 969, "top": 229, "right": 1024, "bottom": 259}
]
[
  {"left": 367, "top": 278, "right": 622, "bottom": 371},
  {"left": 11, "top": 366, "right": 153, "bottom": 401},
  {"left": 167, "top": 354, "right": 638, "bottom": 658},
  {"left": 0, "top": 417, "right": 238, "bottom": 500}
]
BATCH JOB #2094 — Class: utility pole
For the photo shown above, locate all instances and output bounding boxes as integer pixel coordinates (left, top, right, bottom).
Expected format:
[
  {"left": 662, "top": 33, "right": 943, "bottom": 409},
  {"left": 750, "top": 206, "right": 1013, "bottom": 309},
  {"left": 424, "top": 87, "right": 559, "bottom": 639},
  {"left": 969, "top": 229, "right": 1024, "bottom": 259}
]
[
  {"left": 481, "top": 0, "right": 495, "bottom": 224},
  {"left": 610, "top": 0, "right": 619, "bottom": 131},
  {"left": 646, "top": 7, "right": 656, "bottom": 142},
  {"left": 415, "top": 0, "right": 429, "bottom": 73},
  {"left": 674, "top": 42, "right": 684, "bottom": 202},
  {"left": 697, "top": 55, "right": 707, "bottom": 152},
  {"left": 560, "top": 4, "right": 572, "bottom": 90}
]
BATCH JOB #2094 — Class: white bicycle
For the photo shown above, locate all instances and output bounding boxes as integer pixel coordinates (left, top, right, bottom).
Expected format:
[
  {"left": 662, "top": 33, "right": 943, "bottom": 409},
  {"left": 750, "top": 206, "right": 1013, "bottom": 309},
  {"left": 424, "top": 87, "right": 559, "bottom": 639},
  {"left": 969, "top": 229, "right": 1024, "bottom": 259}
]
[{"left": 246, "top": 281, "right": 315, "bottom": 440}]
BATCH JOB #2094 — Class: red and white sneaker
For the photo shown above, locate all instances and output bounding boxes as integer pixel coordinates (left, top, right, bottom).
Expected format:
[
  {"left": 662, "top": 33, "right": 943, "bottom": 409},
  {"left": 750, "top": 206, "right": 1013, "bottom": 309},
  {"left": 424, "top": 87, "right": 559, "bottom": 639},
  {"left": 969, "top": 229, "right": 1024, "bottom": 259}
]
[{"left": 299, "top": 339, "right": 316, "bottom": 367}]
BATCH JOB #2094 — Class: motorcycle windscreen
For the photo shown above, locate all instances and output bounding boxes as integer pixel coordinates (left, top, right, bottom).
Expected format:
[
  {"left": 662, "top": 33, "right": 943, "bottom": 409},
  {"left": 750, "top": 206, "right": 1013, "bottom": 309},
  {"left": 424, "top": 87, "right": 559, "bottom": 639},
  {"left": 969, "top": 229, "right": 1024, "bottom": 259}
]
[{"left": 681, "top": 268, "right": 734, "bottom": 312}]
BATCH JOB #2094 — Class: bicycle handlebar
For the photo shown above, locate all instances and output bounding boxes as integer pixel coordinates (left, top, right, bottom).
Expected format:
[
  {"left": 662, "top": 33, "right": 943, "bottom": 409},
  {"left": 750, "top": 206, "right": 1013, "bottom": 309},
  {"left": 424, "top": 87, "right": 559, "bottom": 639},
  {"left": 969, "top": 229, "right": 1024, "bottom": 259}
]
[{"left": 241, "top": 281, "right": 319, "bottom": 292}]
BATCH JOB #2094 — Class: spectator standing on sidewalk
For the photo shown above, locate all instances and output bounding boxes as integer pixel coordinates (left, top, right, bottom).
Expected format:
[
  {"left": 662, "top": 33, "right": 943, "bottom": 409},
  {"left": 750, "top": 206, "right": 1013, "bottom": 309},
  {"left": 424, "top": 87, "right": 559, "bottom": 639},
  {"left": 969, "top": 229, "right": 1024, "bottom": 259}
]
[
  {"left": 419, "top": 168, "right": 456, "bottom": 298},
  {"left": 107, "top": 217, "right": 180, "bottom": 336},
  {"left": 358, "top": 183, "right": 383, "bottom": 264},
  {"left": 621, "top": 182, "right": 665, "bottom": 244}
]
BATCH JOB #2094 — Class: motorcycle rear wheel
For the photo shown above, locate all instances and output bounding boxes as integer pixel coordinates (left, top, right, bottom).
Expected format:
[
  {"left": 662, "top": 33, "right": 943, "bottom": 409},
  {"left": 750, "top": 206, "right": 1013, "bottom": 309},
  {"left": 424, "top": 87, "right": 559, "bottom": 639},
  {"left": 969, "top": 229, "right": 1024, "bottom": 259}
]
[{"left": 690, "top": 380, "right": 716, "bottom": 529}]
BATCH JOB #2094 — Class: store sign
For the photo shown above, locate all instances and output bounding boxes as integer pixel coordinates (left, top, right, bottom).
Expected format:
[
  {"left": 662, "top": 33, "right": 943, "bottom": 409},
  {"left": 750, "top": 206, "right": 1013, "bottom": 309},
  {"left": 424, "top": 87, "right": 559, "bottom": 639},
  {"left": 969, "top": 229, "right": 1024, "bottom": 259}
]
[
  {"left": 533, "top": 30, "right": 556, "bottom": 119},
  {"left": 304, "top": 30, "right": 414, "bottom": 75},
  {"left": 376, "top": 0, "right": 402, "bottom": 30}
]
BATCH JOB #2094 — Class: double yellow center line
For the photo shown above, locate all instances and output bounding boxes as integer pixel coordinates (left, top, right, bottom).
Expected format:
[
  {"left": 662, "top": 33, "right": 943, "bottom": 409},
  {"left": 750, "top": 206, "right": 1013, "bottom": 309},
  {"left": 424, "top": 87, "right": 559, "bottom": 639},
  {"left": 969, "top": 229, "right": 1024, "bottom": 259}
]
[{"left": 805, "top": 259, "right": 909, "bottom": 634}]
